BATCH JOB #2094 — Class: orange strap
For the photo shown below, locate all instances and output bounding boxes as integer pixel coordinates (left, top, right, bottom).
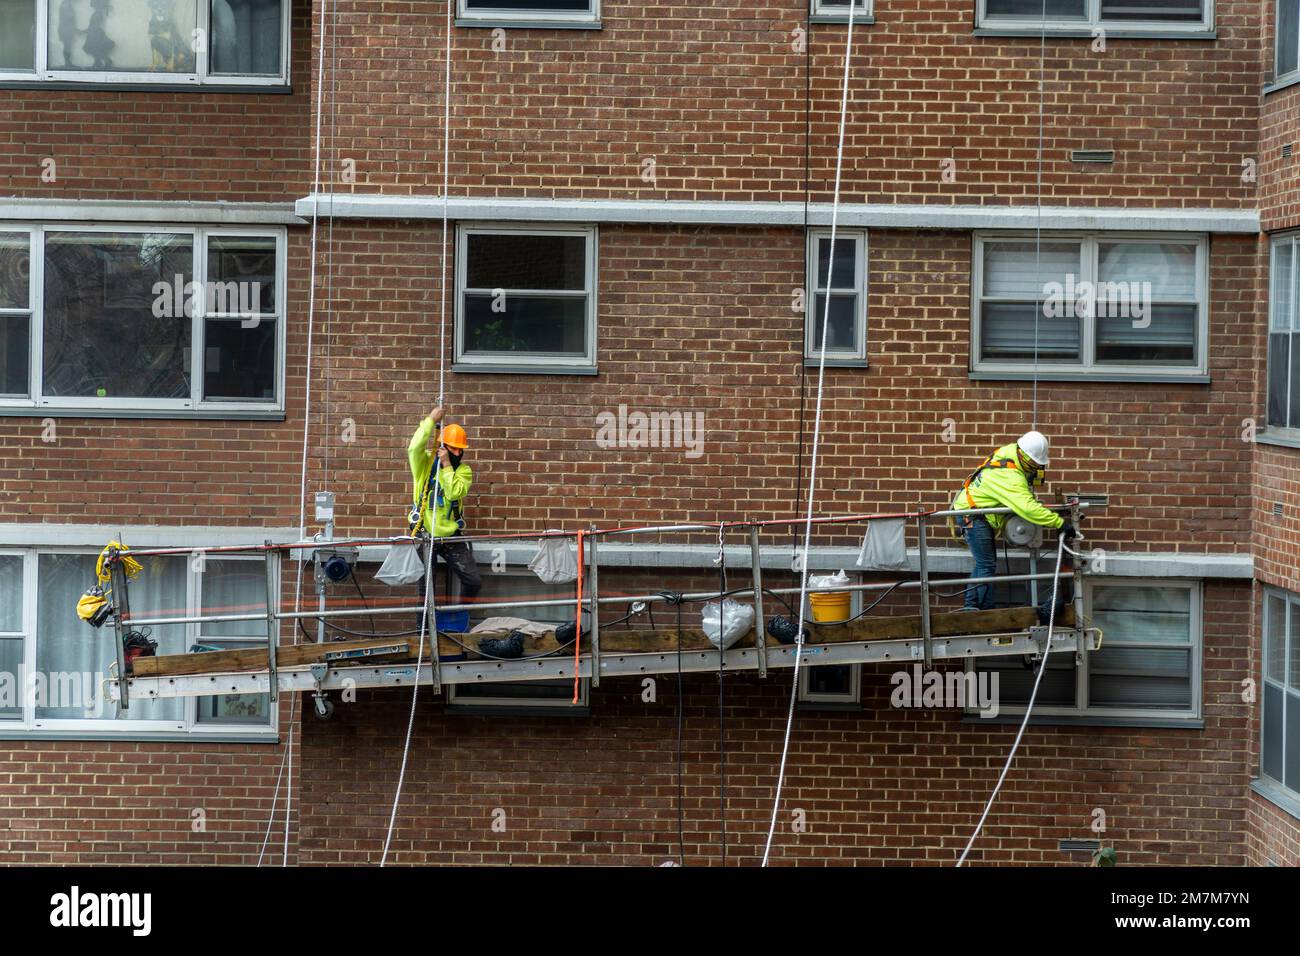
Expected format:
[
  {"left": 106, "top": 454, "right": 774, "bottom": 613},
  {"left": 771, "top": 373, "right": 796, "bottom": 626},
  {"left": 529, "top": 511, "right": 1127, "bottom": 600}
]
[
  {"left": 961, "top": 454, "right": 1020, "bottom": 512},
  {"left": 573, "top": 530, "right": 585, "bottom": 704}
]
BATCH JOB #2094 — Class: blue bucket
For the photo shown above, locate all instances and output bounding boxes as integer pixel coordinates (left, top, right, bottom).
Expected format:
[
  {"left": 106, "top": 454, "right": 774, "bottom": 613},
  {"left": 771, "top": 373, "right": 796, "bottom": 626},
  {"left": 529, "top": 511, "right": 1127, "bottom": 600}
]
[{"left": 435, "top": 609, "right": 470, "bottom": 634}]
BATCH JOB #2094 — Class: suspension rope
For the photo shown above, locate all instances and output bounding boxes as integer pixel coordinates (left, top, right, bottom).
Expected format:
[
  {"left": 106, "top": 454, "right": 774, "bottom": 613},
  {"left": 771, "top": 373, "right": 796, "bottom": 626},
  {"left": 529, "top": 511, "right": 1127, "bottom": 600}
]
[
  {"left": 437, "top": 0, "right": 453, "bottom": 404},
  {"left": 956, "top": 532, "right": 1067, "bottom": 866},
  {"left": 762, "top": 1, "right": 859, "bottom": 867},
  {"left": 380, "top": 541, "right": 433, "bottom": 865},
  {"left": 1031, "top": 0, "right": 1046, "bottom": 430}
]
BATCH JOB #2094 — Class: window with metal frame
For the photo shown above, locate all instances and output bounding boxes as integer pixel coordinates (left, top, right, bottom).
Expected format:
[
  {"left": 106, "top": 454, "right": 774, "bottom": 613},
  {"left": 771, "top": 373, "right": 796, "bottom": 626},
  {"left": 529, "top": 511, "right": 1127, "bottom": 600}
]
[
  {"left": 810, "top": 0, "right": 872, "bottom": 21},
  {"left": 805, "top": 229, "right": 868, "bottom": 363},
  {"left": 0, "top": 225, "right": 285, "bottom": 414},
  {"left": 970, "top": 579, "right": 1201, "bottom": 722},
  {"left": 1261, "top": 589, "right": 1300, "bottom": 800},
  {"left": 455, "top": 225, "right": 597, "bottom": 372},
  {"left": 456, "top": 0, "right": 599, "bottom": 27},
  {"left": 0, "top": 545, "right": 275, "bottom": 735},
  {"left": 1268, "top": 233, "right": 1300, "bottom": 431},
  {"left": 1280, "top": 0, "right": 1300, "bottom": 83},
  {"left": 445, "top": 569, "right": 589, "bottom": 712},
  {"left": 972, "top": 233, "right": 1207, "bottom": 378},
  {"left": 977, "top": 0, "right": 1212, "bottom": 32},
  {"left": 0, "top": 0, "right": 290, "bottom": 85}
]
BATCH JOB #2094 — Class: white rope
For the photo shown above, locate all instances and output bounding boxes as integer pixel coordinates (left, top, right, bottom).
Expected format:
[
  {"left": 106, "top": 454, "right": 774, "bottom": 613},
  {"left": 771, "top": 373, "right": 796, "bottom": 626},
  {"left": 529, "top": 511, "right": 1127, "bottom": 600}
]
[
  {"left": 762, "top": 2, "right": 858, "bottom": 867},
  {"left": 256, "top": 692, "right": 297, "bottom": 866},
  {"left": 380, "top": 542, "right": 433, "bottom": 865},
  {"left": 437, "top": 0, "right": 452, "bottom": 405},
  {"left": 956, "top": 532, "right": 1066, "bottom": 866}
]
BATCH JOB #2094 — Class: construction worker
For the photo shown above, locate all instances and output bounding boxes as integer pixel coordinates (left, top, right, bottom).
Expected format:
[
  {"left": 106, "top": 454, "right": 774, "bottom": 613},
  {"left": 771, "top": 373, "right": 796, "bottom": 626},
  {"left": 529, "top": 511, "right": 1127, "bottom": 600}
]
[
  {"left": 952, "top": 431, "right": 1076, "bottom": 623},
  {"left": 409, "top": 405, "right": 480, "bottom": 628}
]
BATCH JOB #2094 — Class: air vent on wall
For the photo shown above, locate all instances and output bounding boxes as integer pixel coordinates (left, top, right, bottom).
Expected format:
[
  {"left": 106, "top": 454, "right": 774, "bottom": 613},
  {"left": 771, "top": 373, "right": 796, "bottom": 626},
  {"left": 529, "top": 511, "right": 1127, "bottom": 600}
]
[
  {"left": 1070, "top": 150, "right": 1115, "bottom": 164},
  {"left": 1284, "top": 143, "right": 1294, "bottom": 158},
  {"left": 1274, "top": 503, "right": 1285, "bottom": 517},
  {"left": 1059, "top": 839, "right": 1102, "bottom": 854}
]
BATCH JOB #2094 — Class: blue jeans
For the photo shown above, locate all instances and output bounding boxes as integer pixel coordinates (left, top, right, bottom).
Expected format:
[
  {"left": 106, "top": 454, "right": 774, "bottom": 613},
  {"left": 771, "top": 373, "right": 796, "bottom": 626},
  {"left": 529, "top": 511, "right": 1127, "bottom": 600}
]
[
  {"left": 962, "top": 517, "right": 998, "bottom": 610},
  {"left": 963, "top": 517, "right": 1068, "bottom": 622}
]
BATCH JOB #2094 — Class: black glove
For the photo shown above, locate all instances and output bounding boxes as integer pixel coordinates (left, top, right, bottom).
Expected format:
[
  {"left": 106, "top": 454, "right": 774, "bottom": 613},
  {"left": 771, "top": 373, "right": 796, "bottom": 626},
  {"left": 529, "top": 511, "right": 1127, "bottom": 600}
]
[{"left": 1058, "top": 521, "right": 1077, "bottom": 542}]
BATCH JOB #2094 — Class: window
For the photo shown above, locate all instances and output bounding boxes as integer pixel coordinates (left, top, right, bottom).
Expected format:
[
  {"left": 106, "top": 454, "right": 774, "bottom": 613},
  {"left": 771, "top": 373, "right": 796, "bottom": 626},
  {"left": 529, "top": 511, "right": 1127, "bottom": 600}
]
[
  {"left": 0, "top": 225, "right": 285, "bottom": 414},
  {"left": 456, "top": 0, "right": 599, "bottom": 26},
  {"left": 971, "top": 580, "right": 1201, "bottom": 722},
  {"left": 978, "top": 0, "right": 1212, "bottom": 32},
  {"left": 445, "top": 570, "right": 589, "bottom": 712},
  {"left": 805, "top": 229, "right": 867, "bottom": 362},
  {"left": 1268, "top": 234, "right": 1300, "bottom": 431},
  {"left": 1262, "top": 590, "right": 1300, "bottom": 800},
  {"left": 0, "top": 0, "right": 289, "bottom": 85},
  {"left": 0, "top": 545, "right": 274, "bottom": 734},
  {"left": 972, "top": 233, "right": 1207, "bottom": 378},
  {"left": 1281, "top": 1, "right": 1300, "bottom": 82},
  {"left": 454, "top": 225, "right": 597, "bottom": 372},
  {"left": 811, "top": 0, "right": 871, "bottom": 20}
]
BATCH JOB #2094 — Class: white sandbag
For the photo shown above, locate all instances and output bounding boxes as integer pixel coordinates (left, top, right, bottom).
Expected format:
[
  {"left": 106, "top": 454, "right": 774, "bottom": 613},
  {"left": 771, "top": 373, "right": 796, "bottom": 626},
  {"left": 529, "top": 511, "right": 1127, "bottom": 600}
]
[
  {"left": 528, "top": 534, "right": 578, "bottom": 583},
  {"left": 700, "top": 598, "right": 755, "bottom": 650},
  {"left": 375, "top": 541, "right": 426, "bottom": 587},
  {"left": 856, "top": 518, "right": 909, "bottom": 570},
  {"left": 809, "top": 569, "right": 850, "bottom": 590}
]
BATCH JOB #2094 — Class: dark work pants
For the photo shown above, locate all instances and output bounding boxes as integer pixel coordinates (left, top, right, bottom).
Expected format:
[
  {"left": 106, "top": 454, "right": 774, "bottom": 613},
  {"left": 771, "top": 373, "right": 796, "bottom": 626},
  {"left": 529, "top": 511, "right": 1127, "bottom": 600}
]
[
  {"left": 416, "top": 536, "right": 482, "bottom": 631},
  {"left": 962, "top": 517, "right": 1070, "bottom": 623}
]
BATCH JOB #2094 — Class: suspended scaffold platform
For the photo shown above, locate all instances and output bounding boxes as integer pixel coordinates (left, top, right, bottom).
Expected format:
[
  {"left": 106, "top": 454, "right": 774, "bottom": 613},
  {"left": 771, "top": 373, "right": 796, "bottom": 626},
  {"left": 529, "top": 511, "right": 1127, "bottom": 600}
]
[{"left": 99, "top": 501, "right": 1096, "bottom": 710}]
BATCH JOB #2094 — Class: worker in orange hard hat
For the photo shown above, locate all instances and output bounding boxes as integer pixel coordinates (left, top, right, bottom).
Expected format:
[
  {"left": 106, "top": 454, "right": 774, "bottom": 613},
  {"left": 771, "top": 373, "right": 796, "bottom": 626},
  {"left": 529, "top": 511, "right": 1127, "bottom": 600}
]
[{"left": 408, "top": 405, "right": 480, "bottom": 628}]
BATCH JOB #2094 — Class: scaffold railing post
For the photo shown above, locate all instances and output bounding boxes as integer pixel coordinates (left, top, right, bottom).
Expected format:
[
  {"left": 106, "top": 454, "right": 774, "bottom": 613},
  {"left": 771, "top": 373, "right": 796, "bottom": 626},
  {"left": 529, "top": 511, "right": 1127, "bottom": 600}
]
[
  {"left": 427, "top": 541, "right": 442, "bottom": 695},
  {"left": 109, "top": 552, "right": 130, "bottom": 713},
  {"left": 264, "top": 542, "right": 278, "bottom": 702},
  {"left": 750, "top": 524, "right": 767, "bottom": 678},
  {"left": 918, "top": 513, "right": 933, "bottom": 668},
  {"left": 588, "top": 527, "right": 601, "bottom": 688}
]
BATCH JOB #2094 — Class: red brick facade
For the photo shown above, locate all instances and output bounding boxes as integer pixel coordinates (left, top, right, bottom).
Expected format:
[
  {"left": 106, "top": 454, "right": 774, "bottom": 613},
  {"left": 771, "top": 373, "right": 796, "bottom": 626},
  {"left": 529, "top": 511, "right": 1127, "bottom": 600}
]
[{"left": 0, "top": 0, "right": 1297, "bottom": 867}]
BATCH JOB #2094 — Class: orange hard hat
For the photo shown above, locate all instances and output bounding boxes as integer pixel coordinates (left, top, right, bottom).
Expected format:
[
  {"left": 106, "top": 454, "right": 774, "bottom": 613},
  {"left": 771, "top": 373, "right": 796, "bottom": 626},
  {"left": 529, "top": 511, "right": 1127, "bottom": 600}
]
[{"left": 441, "top": 423, "right": 468, "bottom": 450}]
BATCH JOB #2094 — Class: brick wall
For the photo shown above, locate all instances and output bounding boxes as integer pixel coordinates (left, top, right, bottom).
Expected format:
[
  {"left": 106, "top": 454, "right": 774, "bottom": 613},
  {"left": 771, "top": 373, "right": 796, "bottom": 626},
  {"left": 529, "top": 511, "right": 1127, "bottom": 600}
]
[
  {"left": 315, "top": 0, "right": 1260, "bottom": 206},
  {"left": 298, "top": 580, "right": 1251, "bottom": 866}
]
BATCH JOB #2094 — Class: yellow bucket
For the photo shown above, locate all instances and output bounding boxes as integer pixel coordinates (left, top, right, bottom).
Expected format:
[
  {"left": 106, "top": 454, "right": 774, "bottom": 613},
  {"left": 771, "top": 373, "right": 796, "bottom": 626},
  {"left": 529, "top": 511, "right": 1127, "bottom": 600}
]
[{"left": 809, "top": 591, "right": 851, "bottom": 623}]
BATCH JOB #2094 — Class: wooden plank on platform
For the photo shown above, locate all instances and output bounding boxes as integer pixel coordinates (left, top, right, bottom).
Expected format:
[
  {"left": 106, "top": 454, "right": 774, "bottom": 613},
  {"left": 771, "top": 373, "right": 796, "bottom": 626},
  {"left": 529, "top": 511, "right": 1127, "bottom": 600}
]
[{"left": 130, "top": 604, "right": 1075, "bottom": 678}]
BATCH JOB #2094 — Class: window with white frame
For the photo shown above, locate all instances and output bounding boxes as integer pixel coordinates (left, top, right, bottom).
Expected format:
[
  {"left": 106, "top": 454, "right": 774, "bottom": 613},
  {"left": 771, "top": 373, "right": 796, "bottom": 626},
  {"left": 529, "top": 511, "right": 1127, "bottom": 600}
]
[
  {"left": 0, "top": 0, "right": 289, "bottom": 84},
  {"left": 805, "top": 229, "right": 867, "bottom": 362},
  {"left": 1280, "top": 1, "right": 1300, "bottom": 83},
  {"left": 972, "top": 233, "right": 1206, "bottom": 377},
  {"left": 0, "top": 547, "right": 273, "bottom": 734},
  {"left": 1262, "top": 589, "right": 1300, "bottom": 800},
  {"left": 1268, "top": 234, "right": 1300, "bottom": 431},
  {"left": 971, "top": 580, "right": 1201, "bottom": 721},
  {"left": 456, "top": 0, "right": 598, "bottom": 27},
  {"left": 811, "top": 0, "right": 871, "bottom": 20},
  {"left": 0, "top": 225, "right": 285, "bottom": 413},
  {"left": 454, "top": 225, "right": 596, "bottom": 371},
  {"left": 445, "top": 569, "right": 589, "bottom": 711},
  {"left": 977, "top": 0, "right": 1212, "bottom": 32}
]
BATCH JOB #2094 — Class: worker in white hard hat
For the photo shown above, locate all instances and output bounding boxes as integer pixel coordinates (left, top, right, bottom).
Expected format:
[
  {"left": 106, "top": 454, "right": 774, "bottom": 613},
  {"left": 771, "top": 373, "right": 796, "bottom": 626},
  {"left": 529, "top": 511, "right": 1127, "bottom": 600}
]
[{"left": 951, "top": 431, "right": 1076, "bottom": 623}]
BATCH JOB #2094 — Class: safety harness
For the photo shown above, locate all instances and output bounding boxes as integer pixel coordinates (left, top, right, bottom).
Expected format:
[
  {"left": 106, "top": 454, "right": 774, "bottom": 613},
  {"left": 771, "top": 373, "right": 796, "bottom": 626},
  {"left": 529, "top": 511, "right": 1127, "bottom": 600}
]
[
  {"left": 408, "top": 461, "right": 465, "bottom": 537},
  {"left": 950, "top": 449, "right": 1042, "bottom": 539}
]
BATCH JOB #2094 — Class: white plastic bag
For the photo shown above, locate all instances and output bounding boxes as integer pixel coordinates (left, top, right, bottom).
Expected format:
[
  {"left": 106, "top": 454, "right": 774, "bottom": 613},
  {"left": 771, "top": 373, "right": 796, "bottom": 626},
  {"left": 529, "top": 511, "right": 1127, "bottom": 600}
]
[
  {"left": 376, "top": 541, "right": 426, "bottom": 587},
  {"left": 700, "top": 598, "right": 755, "bottom": 650},
  {"left": 808, "top": 569, "right": 850, "bottom": 590},
  {"left": 528, "top": 534, "right": 578, "bottom": 584}
]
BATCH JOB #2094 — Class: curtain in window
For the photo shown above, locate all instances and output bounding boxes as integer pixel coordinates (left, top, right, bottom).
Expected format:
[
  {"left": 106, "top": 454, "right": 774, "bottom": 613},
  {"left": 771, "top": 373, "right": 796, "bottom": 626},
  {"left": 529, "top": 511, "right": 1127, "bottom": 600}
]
[
  {"left": 985, "top": 0, "right": 1085, "bottom": 15},
  {"left": 0, "top": 0, "right": 35, "bottom": 70},
  {"left": 210, "top": 0, "right": 282, "bottom": 76},
  {"left": 1282, "top": 0, "right": 1300, "bottom": 78},
  {"left": 36, "top": 553, "right": 184, "bottom": 721},
  {"left": 981, "top": 242, "right": 1082, "bottom": 362},
  {"left": 1270, "top": 239, "right": 1299, "bottom": 428},
  {"left": 1089, "top": 586, "right": 1191, "bottom": 709},
  {"left": 194, "top": 558, "right": 269, "bottom": 724},
  {"left": 0, "top": 554, "right": 21, "bottom": 633},
  {"left": 0, "top": 555, "right": 21, "bottom": 720},
  {"left": 47, "top": 0, "right": 198, "bottom": 73},
  {"left": 1099, "top": 0, "right": 1204, "bottom": 20}
]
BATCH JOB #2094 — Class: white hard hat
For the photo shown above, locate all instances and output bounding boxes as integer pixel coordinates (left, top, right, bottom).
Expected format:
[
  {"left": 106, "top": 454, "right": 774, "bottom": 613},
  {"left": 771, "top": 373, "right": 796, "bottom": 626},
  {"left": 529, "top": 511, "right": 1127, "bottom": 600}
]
[{"left": 1017, "top": 430, "right": 1049, "bottom": 466}]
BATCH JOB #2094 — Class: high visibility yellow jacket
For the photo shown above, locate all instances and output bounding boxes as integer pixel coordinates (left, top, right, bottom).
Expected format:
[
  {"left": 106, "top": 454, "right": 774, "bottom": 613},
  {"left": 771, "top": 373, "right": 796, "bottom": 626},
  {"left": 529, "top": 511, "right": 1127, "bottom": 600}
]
[
  {"left": 408, "top": 416, "right": 473, "bottom": 538},
  {"left": 951, "top": 442, "right": 1063, "bottom": 535}
]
